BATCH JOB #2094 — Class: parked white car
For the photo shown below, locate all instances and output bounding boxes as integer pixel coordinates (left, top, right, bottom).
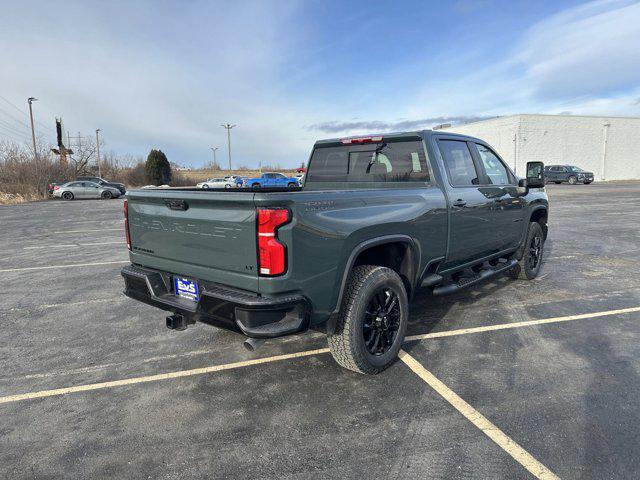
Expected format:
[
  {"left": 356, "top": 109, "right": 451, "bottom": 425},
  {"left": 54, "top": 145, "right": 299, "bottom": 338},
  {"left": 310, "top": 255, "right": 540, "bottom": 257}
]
[{"left": 196, "top": 178, "right": 235, "bottom": 189}]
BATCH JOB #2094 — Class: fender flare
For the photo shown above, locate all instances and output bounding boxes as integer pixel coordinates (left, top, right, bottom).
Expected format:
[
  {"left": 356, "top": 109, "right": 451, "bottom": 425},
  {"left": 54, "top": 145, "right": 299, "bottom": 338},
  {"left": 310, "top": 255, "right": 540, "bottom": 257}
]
[
  {"left": 515, "top": 204, "right": 548, "bottom": 259},
  {"left": 529, "top": 204, "right": 548, "bottom": 238},
  {"left": 331, "top": 234, "right": 420, "bottom": 316}
]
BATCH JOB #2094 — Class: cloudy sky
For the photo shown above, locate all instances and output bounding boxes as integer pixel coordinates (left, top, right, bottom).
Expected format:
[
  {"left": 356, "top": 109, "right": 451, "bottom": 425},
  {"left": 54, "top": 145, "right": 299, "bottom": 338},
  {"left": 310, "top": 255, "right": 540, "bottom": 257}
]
[{"left": 0, "top": 0, "right": 639, "bottom": 167}]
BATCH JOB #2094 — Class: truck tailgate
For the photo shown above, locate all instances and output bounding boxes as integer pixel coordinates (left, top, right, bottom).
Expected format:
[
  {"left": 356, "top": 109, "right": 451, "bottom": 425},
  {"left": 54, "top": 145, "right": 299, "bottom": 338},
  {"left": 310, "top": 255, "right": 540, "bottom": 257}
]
[{"left": 126, "top": 189, "right": 257, "bottom": 286}]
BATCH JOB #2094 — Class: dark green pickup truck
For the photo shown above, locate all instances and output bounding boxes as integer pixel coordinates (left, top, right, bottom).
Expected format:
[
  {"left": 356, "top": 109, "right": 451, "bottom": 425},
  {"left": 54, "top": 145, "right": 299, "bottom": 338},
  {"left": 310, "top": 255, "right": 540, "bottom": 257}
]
[{"left": 121, "top": 131, "right": 548, "bottom": 374}]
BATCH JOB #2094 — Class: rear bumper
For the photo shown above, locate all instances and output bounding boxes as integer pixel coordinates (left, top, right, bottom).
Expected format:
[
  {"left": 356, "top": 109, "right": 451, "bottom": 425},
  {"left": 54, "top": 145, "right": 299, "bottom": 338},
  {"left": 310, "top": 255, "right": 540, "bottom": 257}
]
[{"left": 121, "top": 264, "right": 310, "bottom": 338}]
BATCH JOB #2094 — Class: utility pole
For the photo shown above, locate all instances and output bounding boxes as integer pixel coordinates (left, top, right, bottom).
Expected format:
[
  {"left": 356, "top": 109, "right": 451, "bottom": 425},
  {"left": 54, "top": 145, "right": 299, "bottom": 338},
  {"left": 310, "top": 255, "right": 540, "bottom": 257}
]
[
  {"left": 27, "top": 97, "right": 39, "bottom": 193},
  {"left": 210, "top": 146, "right": 219, "bottom": 168},
  {"left": 221, "top": 123, "right": 236, "bottom": 170},
  {"left": 96, "top": 129, "right": 101, "bottom": 177}
]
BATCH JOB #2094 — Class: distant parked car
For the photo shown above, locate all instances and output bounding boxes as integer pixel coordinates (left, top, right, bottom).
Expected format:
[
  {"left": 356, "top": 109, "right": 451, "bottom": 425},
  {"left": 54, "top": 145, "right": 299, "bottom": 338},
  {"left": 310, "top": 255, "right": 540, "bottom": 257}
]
[
  {"left": 76, "top": 176, "right": 126, "bottom": 194},
  {"left": 48, "top": 181, "right": 65, "bottom": 195},
  {"left": 234, "top": 176, "right": 248, "bottom": 187},
  {"left": 196, "top": 178, "right": 235, "bottom": 189},
  {"left": 53, "top": 181, "right": 122, "bottom": 200},
  {"left": 242, "top": 172, "right": 299, "bottom": 188},
  {"left": 544, "top": 165, "right": 594, "bottom": 184}
]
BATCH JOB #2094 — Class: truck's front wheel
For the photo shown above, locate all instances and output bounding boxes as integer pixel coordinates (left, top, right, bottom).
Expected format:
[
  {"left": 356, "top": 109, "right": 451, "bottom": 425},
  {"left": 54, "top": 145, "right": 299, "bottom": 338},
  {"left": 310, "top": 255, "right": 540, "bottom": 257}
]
[
  {"left": 509, "top": 221, "right": 545, "bottom": 280},
  {"left": 328, "top": 265, "right": 408, "bottom": 374}
]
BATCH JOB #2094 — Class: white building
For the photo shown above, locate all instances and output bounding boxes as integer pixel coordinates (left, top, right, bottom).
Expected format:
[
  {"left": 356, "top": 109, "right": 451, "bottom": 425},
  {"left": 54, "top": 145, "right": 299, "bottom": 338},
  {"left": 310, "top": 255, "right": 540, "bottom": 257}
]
[{"left": 442, "top": 114, "right": 640, "bottom": 181}]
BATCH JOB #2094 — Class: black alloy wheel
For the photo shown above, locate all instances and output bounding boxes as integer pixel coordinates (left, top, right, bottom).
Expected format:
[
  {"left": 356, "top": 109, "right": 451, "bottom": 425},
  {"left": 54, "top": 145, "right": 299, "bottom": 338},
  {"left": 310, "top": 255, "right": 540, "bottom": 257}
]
[
  {"left": 528, "top": 233, "right": 542, "bottom": 271},
  {"left": 363, "top": 288, "right": 401, "bottom": 356}
]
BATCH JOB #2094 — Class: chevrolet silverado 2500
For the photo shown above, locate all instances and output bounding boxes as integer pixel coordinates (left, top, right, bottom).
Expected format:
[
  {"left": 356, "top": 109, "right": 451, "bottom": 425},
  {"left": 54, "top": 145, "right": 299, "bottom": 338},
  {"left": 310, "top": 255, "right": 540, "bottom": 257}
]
[{"left": 121, "top": 131, "right": 548, "bottom": 374}]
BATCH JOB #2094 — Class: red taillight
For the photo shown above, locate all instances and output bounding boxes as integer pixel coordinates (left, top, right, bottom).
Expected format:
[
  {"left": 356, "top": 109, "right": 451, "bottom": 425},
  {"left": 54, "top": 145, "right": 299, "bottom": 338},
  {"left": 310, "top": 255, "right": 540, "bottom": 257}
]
[
  {"left": 340, "top": 136, "right": 383, "bottom": 144},
  {"left": 54, "top": 185, "right": 60, "bottom": 190},
  {"left": 124, "top": 199, "right": 131, "bottom": 250},
  {"left": 257, "top": 208, "right": 289, "bottom": 276}
]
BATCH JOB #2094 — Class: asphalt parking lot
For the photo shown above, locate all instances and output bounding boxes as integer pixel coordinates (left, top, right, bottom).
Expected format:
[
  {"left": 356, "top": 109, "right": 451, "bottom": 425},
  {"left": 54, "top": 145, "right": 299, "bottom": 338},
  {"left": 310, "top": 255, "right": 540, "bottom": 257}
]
[{"left": 1, "top": 182, "right": 640, "bottom": 479}]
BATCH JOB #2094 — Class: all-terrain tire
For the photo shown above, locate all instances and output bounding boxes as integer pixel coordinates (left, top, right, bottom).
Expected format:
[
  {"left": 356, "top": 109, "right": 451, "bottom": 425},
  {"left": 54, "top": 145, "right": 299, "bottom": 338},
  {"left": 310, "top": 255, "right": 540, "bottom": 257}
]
[
  {"left": 327, "top": 265, "right": 408, "bottom": 374},
  {"left": 509, "top": 222, "right": 544, "bottom": 280}
]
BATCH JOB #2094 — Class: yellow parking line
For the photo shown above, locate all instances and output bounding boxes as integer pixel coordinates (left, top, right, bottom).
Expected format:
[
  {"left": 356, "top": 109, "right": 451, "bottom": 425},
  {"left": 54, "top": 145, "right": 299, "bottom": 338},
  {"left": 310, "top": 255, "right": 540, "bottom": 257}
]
[
  {"left": 23, "top": 241, "right": 124, "bottom": 250},
  {"left": 0, "top": 260, "right": 129, "bottom": 273},
  {"left": 405, "top": 306, "right": 640, "bottom": 342},
  {"left": 1, "top": 305, "right": 638, "bottom": 405},
  {"left": 399, "top": 350, "right": 560, "bottom": 480},
  {"left": 0, "top": 349, "right": 330, "bottom": 405},
  {"left": 52, "top": 228, "right": 123, "bottom": 234}
]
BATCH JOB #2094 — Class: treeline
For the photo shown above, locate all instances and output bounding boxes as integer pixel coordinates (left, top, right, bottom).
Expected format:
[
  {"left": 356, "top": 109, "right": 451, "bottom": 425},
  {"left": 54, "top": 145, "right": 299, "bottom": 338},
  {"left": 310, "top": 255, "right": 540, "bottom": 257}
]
[{"left": 0, "top": 139, "right": 189, "bottom": 202}]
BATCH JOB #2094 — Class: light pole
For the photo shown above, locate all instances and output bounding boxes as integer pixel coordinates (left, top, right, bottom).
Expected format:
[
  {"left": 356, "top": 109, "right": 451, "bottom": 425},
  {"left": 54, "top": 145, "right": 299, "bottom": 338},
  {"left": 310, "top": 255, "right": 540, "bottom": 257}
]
[
  {"left": 95, "top": 129, "right": 101, "bottom": 178},
  {"left": 221, "top": 123, "right": 236, "bottom": 170},
  {"left": 210, "top": 146, "right": 219, "bottom": 168},
  {"left": 27, "top": 97, "right": 39, "bottom": 193}
]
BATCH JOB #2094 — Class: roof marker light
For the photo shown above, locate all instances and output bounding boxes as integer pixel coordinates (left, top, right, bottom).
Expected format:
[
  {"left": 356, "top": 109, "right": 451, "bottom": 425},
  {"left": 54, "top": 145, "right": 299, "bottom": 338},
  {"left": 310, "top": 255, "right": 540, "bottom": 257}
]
[{"left": 340, "top": 136, "right": 384, "bottom": 145}]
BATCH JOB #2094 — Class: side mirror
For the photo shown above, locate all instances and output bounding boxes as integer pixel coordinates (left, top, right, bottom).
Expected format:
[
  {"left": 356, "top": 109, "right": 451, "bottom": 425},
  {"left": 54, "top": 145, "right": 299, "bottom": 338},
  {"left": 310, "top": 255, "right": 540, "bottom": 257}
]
[{"left": 526, "top": 161, "right": 545, "bottom": 188}]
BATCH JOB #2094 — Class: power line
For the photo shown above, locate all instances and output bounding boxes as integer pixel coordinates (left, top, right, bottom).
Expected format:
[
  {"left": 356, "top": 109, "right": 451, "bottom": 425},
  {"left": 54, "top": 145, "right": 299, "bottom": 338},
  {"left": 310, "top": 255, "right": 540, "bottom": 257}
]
[
  {"left": 0, "top": 118, "right": 31, "bottom": 138},
  {"left": 0, "top": 103, "right": 32, "bottom": 130},
  {"left": 0, "top": 95, "right": 56, "bottom": 134},
  {"left": 0, "top": 126, "right": 29, "bottom": 143}
]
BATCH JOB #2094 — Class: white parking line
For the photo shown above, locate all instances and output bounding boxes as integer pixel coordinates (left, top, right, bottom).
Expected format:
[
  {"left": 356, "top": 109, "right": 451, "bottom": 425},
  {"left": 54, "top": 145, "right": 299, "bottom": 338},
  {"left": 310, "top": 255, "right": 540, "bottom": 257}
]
[
  {"left": 399, "top": 350, "right": 559, "bottom": 480},
  {"left": 0, "top": 260, "right": 129, "bottom": 273},
  {"left": 23, "top": 241, "right": 124, "bottom": 250}
]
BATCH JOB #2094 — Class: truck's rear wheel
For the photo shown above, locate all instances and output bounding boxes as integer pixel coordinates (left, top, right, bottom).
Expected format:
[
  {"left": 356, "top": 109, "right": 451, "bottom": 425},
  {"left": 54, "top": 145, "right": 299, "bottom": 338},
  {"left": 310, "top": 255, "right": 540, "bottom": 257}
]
[
  {"left": 328, "top": 265, "right": 408, "bottom": 374},
  {"left": 509, "top": 221, "right": 544, "bottom": 280}
]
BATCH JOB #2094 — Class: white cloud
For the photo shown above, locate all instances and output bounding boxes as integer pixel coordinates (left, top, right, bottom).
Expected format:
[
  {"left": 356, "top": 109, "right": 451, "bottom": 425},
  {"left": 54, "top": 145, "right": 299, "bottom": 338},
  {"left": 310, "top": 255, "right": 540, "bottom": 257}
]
[
  {"left": 517, "top": 0, "right": 640, "bottom": 101},
  {"left": 1, "top": 1, "right": 638, "bottom": 166},
  {"left": 0, "top": 0, "right": 312, "bottom": 166},
  {"left": 400, "top": 0, "right": 640, "bottom": 128}
]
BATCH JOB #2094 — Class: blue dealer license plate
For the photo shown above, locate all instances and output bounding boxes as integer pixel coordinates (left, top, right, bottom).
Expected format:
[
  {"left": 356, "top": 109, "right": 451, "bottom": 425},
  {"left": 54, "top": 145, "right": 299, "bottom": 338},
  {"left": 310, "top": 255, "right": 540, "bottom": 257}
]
[{"left": 173, "top": 277, "right": 199, "bottom": 302}]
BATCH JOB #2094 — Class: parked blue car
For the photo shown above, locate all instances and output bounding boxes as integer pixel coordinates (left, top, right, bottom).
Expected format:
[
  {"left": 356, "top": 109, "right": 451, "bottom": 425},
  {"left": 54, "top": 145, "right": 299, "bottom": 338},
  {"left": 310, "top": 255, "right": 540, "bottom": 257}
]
[{"left": 242, "top": 172, "right": 299, "bottom": 188}]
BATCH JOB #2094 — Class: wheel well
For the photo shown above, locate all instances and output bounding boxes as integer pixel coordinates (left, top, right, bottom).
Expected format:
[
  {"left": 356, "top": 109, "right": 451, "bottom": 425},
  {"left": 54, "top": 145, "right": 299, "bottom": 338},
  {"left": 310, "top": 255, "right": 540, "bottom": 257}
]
[
  {"left": 352, "top": 241, "right": 414, "bottom": 297},
  {"left": 531, "top": 208, "right": 548, "bottom": 239}
]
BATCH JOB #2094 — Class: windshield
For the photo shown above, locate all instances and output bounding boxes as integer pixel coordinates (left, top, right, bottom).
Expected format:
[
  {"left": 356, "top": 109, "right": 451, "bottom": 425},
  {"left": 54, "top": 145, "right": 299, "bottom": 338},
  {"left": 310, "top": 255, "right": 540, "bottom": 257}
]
[{"left": 569, "top": 166, "right": 584, "bottom": 172}]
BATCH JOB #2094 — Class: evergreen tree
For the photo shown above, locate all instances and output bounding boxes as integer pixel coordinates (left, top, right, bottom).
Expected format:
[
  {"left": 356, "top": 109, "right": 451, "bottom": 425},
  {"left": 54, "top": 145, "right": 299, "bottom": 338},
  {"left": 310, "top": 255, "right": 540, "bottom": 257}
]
[{"left": 145, "top": 149, "right": 172, "bottom": 185}]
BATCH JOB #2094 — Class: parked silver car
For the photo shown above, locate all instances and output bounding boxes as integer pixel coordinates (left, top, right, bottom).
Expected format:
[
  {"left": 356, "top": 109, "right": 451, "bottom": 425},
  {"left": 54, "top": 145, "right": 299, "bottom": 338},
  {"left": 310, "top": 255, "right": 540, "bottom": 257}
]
[
  {"left": 53, "top": 181, "right": 122, "bottom": 200},
  {"left": 196, "top": 178, "right": 235, "bottom": 189}
]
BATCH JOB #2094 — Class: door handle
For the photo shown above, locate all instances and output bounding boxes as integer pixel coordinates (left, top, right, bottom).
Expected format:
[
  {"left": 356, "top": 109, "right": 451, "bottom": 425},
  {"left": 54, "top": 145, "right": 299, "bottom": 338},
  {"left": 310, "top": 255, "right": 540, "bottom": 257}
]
[{"left": 452, "top": 199, "right": 467, "bottom": 208}]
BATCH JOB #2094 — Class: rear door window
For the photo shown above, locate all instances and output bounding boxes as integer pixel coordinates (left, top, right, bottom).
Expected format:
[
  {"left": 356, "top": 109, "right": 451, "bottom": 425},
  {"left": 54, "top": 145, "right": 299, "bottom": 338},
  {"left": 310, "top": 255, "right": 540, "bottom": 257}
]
[
  {"left": 438, "top": 140, "right": 480, "bottom": 186},
  {"left": 306, "top": 140, "right": 429, "bottom": 183}
]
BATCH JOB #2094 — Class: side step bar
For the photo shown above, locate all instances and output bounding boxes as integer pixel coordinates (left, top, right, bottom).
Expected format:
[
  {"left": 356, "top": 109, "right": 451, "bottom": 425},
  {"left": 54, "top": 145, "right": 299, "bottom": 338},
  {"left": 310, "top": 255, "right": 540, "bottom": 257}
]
[{"left": 432, "top": 259, "right": 518, "bottom": 297}]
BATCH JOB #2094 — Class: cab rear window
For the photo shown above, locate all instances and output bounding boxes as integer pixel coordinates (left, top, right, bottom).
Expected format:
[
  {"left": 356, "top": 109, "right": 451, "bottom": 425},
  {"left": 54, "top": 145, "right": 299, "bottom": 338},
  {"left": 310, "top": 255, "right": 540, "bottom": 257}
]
[{"left": 306, "top": 140, "right": 429, "bottom": 183}]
